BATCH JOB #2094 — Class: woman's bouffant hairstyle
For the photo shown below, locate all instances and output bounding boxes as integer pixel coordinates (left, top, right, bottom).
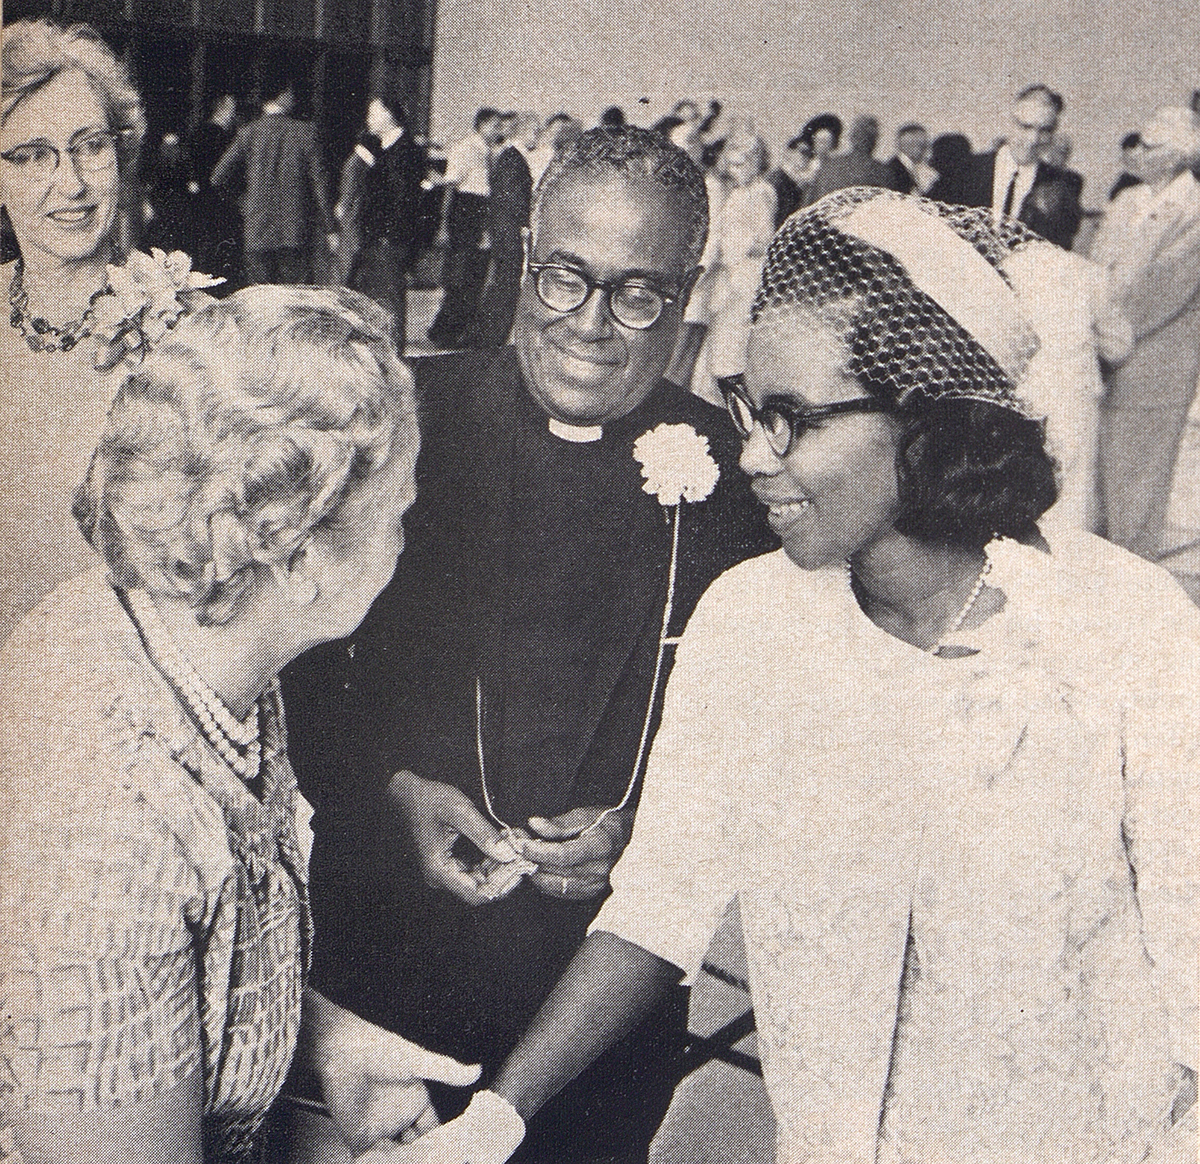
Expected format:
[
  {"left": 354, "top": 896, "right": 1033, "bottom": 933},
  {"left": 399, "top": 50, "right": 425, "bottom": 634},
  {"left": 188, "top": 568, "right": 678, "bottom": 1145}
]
[
  {"left": 75, "top": 285, "right": 419, "bottom": 626},
  {"left": 1, "top": 19, "right": 146, "bottom": 178},
  {"left": 751, "top": 190, "right": 1058, "bottom": 549}
]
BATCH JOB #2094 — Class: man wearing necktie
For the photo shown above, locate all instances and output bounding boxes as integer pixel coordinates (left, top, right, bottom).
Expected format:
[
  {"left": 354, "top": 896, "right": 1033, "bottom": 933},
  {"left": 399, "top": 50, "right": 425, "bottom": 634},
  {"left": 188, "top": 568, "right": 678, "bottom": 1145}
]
[{"left": 958, "top": 84, "right": 1083, "bottom": 250}]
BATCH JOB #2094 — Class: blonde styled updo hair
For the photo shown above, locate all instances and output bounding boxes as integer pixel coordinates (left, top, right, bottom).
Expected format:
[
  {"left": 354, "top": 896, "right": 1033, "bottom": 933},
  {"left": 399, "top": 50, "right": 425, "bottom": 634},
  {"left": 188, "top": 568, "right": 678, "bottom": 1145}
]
[
  {"left": 1, "top": 18, "right": 147, "bottom": 178},
  {"left": 75, "top": 285, "right": 419, "bottom": 625}
]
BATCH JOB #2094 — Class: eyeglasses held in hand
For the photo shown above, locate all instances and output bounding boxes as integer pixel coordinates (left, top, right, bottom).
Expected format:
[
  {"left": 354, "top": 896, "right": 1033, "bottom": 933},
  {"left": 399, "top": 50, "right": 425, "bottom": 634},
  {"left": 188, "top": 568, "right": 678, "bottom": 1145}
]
[
  {"left": 1, "top": 130, "right": 121, "bottom": 182},
  {"left": 720, "top": 374, "right": 890, "bottom": 458},
  {"left": 526, "top": 261, "right": 677, "bottom": 330}
]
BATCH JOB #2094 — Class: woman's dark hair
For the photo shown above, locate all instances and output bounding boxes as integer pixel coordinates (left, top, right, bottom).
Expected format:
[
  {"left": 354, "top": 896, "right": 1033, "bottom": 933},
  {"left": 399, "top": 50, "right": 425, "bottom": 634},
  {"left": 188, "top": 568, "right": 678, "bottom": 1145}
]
[
  {"left": 887, "top": 396, "right": 1058, "bottom": 548},
  {"left": 842, "top": 270, "right": 1059, "bottom": 549},
  {"left": 798, "top": 113, "right": 843, "bottom": 150}
]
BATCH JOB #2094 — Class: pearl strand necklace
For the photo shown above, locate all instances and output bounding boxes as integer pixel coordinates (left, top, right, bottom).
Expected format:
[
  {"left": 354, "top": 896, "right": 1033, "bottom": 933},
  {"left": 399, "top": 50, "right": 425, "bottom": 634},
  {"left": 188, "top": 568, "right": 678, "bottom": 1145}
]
[
  {"left": 847, "top": 553, "right": 992, "bottom": 653},
  {"left": 126, "top": 589, "right": 262, "bottom": 780},
  {"left": 941, "top": 556, "right": 992, "bottom": 641}
]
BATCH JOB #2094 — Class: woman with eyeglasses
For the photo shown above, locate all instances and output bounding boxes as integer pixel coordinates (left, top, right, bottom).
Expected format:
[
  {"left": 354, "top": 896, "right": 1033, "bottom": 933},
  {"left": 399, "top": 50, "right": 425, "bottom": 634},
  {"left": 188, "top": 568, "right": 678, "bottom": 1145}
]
[
  {"left": 0, "top": 19, "right": 215, "bottom": 642},
  {"left": 395, "top": 189, "right": 1197, "bottom": 1164}
]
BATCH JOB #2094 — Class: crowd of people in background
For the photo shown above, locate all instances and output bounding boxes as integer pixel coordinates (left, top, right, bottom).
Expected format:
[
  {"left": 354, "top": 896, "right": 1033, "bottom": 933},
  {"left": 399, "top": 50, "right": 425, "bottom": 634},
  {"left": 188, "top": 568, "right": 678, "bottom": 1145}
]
[{"left": 1, "top": 14, "right": 1197, "bottom": 1164}]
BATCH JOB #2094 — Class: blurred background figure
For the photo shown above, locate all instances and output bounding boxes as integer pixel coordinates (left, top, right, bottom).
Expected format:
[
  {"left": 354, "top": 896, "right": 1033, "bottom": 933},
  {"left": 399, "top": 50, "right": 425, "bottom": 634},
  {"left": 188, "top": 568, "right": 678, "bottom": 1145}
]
[
  {"left": 694, "top": 127, "right": 776, "bottom": 399},
  {"left": 141, "top": 129, "right": 196, "bottom": 254},
  {"left": 189, "top": 92, "right": 241, "bottom": 285},
  {"left": 794, "top": 112, "right": 841, "bottom": 201},
  {"left": 765, "top": 133, "right": 814, "bottom": 227},
  {"left": 807, "top": 113, "right": 892, "bottom": 202},
  {"left": 335, "top": 79, "right": 425, "bottom": 348},
  {"left": 886, "top": 122, "right": 936, "bottom": 194},
  {"left": 466, "top": 110, "right": 540, "bottom": 348},
  {"left": 1092, "top": 105, "right": 1200, "bottom": 562},
  {"left": 1109, "top": 130, "right": 1143, "bottom": 201},
  {"left": 927, "top": 131, "right": 973, "bottom": 202},
  {"left": 953, "top": 84, "right": 1083, "bottom": 249},
  {"left": 212, "top": 74, "right": 335, "bottom": 284},
  {"left": 426, "top": 106, "right": 504, "bottom": 348},
  {"left": 527, "top": 111, "right": 578, "bottom": 185}
]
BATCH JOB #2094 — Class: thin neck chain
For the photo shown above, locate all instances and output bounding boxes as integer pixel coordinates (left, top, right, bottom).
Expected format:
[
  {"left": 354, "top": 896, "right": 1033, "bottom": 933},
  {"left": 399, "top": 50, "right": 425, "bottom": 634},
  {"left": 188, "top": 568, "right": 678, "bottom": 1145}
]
[
  {"left": 126, "top": 588, "right": 262, "bottom": 781},
  {"left": 8, "top": 257, "right": 112, "bottom": 353}
]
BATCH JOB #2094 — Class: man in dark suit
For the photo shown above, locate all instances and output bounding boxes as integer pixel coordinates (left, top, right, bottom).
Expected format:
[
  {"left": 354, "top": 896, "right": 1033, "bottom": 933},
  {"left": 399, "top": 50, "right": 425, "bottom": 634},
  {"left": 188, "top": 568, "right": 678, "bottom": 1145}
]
[
  {"left": 283, "top": 125, "right": 774, "bottom": 1164},
  {"left": 211, "top": 77, "right": 335, "bottom": 284},
  {"left": 885, "top": 122, "right": 935, "bottom": 195},
  {"left": 335, "top": 82, "right": 425, "bottom": 348},
  {"left": 466, "top": 112, "right": 539, "bottom": 348},
  {"left": 956, "top": 84, "right": 1083, "bottom": 249},
  {"left": 188, "top": 93, "right": 241, "bottom": 284},
  {"left": 807, "top": 115, "right": 893, "bottom": 203}
]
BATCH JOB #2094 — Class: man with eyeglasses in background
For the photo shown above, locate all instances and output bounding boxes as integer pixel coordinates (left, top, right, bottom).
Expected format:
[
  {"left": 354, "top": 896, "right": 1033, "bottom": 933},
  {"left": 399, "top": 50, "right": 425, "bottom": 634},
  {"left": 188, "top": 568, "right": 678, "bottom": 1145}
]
[
  {"left": 283, "top": 125, "right": 773, "bottom": 1163},
  {"left": 957, "top": 83, "right": 1083, "bottom": 249}
]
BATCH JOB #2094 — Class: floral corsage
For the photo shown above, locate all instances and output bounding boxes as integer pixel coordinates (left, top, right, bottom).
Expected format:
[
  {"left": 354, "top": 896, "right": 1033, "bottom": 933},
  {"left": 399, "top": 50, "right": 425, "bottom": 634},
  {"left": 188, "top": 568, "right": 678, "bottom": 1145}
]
[
  {"left": 92, "top": 248, "right": 224, "bottom": 371},
  {"left": 632, "top": 422, "right": 720, "bottom": 507}
]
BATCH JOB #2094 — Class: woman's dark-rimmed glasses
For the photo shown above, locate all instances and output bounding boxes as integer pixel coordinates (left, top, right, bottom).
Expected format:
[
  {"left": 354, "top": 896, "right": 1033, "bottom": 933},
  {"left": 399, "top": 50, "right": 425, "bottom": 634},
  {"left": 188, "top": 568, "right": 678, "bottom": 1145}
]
[
  {"left": 720, "top": 374, "right": 890, "bottom": 458},
  {"left": 526, "top": 260, "right": 677, "bottom": 330},
  {"left": 0, "top": 129, "right": 120, "bottom": 183}
]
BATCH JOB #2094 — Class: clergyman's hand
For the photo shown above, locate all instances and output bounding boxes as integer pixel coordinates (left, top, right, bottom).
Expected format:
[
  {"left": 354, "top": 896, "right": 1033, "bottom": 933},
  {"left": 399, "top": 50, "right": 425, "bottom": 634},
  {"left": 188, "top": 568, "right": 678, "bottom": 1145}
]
[
  {"left": 388, "top": 770, "right": 529, "bottom": 905},
  {"left": 520, "top": 805, "right": 635, "bottom": 901}
]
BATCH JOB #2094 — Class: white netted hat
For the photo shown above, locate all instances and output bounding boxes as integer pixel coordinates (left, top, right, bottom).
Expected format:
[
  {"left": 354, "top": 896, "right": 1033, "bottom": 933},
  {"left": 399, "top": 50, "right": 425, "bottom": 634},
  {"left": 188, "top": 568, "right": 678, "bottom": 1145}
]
[{"left": 751, "top": 187, "right": 1043, "bottom": 413}]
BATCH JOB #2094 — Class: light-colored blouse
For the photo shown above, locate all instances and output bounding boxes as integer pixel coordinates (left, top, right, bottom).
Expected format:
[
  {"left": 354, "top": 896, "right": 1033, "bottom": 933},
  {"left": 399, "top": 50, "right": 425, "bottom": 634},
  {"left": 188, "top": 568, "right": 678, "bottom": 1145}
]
[
  {"left": 0, "top": 267, "right": 123, "bottom": 644},
  {"left": 0, "top": 569, "right": 313, "bottom": 1163},
  {"left": 597, "top": 531, "right": 1198, "bottom": 1163}
]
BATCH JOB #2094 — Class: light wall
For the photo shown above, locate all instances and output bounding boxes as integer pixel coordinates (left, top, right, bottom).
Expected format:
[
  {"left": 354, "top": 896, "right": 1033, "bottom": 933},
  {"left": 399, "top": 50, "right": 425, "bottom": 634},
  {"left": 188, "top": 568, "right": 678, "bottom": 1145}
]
[{"left": 430, "top": 0, "right": 1199, "bottom": 210}]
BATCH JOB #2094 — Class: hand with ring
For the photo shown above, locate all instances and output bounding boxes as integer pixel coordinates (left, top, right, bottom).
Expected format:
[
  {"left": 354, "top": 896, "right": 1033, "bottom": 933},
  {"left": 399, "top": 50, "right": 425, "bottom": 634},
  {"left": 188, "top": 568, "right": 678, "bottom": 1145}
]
[{"left": 518, "top": 805, "right": 635, "bottom": 901}]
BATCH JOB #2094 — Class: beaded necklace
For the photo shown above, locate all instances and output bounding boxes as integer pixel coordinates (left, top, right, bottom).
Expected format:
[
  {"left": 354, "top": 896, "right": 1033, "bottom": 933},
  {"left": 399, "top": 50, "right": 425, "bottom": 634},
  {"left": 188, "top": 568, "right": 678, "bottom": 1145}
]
[
  {"left": 126, "top": 588, "right": 262, "bottom": 781},
  {"left": 848, "top": 552, "right": 992, "bottom": 654},
  {"left": 8, "top": 257, "right": 114, "bottom": 353}
]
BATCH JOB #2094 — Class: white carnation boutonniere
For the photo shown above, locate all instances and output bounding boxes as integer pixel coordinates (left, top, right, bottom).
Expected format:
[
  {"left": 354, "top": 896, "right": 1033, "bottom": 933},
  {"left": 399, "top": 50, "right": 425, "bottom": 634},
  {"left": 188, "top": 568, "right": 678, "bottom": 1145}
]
[
  {"left": 633, "top": 422, "right": 721, "bottom": 508},
  {"left": 92, "top": 248, "right": 224, "bottom": 371},
  {"left": 574, "top": 422, "right": 720, "bottom": 846}
]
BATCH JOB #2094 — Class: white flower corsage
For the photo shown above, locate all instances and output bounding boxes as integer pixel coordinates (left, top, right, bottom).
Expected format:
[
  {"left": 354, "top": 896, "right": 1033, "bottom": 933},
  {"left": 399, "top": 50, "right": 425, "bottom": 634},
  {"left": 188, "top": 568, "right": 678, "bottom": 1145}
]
[
  {"left": 92, "top": 248, "right": 224, "bottom": 371},
  {"left": 633, "top": 422, "right": 720, "bottom": 507}
]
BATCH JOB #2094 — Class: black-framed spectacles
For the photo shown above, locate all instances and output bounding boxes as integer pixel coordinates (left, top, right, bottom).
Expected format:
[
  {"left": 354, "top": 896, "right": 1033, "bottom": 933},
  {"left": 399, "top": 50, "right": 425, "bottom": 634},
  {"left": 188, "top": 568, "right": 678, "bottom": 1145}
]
[
  {"left": 0, "top": 129, "right": 122, "bottom": 181},
  {"left": 525, "top": 260, "right": 678, "bottom": 330},
  {"left": 720, "top": 374, "right": 889, "bottom": 458}
]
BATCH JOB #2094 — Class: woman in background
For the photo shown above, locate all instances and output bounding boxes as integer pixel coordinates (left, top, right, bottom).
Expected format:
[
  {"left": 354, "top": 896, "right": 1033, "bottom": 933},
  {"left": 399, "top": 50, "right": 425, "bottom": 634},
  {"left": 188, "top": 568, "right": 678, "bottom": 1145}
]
[
  {"left": 0, "top": 18, "right": 214, "bottom": 640},
  {"left": 695, "top": 128, "right": 776, "bottom": 400}
]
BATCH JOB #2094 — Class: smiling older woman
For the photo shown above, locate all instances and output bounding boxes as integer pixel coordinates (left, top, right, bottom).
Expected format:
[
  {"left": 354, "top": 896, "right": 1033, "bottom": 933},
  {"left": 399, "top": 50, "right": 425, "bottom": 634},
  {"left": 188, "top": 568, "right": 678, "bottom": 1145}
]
[
  {"left": 0, "top": 285, "right": 483, "bottom": 1164},
  {"left": 396, "top": 190, "right": 1198, "bottom": 1164},
  {"left": 0, "top": 18, "right": 218, "bottom": 642}
]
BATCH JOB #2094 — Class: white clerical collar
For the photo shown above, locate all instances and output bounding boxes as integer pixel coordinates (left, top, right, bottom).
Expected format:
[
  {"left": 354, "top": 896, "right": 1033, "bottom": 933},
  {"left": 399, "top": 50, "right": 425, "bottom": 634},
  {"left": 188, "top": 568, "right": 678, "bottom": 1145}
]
[{"left": 548, "top": 416, "right": 603, "bottom": 443}]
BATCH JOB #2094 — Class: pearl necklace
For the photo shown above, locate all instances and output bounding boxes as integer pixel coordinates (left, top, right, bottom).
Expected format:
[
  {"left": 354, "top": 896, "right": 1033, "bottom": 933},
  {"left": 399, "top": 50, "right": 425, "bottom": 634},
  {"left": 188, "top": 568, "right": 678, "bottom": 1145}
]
[
  {"left": 848, "top": 553, "right": 992, "bottom": 653},
  {"left": 942, "top": 556, "right": 991, "bottom": 641},
  {"left": 8, "top": 258, "right": 114, "bottom": 353},
  {"left": 126, "top": 588, "right": 262, "bottom": 780}
]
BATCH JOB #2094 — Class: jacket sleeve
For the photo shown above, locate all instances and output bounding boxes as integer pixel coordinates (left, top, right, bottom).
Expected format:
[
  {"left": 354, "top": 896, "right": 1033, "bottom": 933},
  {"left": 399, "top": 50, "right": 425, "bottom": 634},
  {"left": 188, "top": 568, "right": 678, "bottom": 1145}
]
[{"left": 209, "top": 127, "right": 246, "bottom": 192}]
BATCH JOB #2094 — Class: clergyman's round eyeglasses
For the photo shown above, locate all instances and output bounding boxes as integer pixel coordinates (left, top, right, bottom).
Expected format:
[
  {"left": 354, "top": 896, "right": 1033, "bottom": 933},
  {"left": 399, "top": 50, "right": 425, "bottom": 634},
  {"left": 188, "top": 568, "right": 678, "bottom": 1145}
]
[{"left": 526, "top": 260, "right": 677, "bottom": 330}]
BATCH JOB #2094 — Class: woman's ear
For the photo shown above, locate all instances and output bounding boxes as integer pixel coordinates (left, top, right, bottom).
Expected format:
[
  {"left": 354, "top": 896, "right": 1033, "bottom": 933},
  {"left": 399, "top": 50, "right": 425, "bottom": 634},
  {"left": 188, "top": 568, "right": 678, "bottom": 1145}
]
[{"left": 270, "top": 535, "right": 319, "bottom": 607}]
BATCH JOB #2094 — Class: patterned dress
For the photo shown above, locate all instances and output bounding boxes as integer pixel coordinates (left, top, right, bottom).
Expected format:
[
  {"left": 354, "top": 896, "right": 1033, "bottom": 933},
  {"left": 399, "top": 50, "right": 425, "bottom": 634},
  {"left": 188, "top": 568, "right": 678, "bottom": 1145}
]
[{"left": 0, "top": 570, "right": 312, "bottom": 1163}]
